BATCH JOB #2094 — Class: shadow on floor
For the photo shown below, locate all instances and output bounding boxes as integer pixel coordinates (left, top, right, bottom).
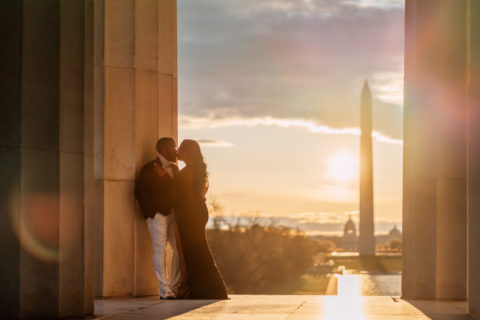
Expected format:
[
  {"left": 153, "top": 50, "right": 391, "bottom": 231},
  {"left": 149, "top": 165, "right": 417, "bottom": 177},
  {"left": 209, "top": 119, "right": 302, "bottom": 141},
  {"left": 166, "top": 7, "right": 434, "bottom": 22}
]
[
  {"left": 406, "top": 300, "right": 470, "bottom": 320},
  {"left": 94, "top": 297, "right": 218, "bottom": 320}
]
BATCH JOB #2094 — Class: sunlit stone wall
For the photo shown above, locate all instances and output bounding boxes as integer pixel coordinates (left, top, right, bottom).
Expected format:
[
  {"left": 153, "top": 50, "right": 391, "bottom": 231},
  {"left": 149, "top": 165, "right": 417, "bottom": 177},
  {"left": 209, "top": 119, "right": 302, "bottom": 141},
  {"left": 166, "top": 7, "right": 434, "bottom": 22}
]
[{"left": 91, "top": 0, "right": 178, "bottom": 297}]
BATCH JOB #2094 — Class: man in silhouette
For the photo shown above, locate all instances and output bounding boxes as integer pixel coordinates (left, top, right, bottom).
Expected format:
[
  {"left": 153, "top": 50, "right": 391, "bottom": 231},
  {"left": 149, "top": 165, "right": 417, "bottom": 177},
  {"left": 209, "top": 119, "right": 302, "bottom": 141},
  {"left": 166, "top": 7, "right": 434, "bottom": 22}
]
[{"left": 135, "top": 137, "right": 181, "bottom": 299}]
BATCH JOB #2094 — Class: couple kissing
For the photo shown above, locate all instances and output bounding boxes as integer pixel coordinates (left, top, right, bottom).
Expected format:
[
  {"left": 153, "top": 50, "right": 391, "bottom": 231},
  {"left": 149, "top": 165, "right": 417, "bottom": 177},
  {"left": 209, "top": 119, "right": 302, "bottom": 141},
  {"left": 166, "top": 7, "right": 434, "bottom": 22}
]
[{"left": 135, "top": 138, "right": 228, "bottom": 300}]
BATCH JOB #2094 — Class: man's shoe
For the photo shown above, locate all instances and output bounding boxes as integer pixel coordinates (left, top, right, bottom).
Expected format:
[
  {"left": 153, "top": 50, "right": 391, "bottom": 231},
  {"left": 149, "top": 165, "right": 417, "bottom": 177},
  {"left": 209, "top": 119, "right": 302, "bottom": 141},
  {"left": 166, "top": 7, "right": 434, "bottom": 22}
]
[{"left": 160, "top": 289, "right": 176, "bottom": 300}]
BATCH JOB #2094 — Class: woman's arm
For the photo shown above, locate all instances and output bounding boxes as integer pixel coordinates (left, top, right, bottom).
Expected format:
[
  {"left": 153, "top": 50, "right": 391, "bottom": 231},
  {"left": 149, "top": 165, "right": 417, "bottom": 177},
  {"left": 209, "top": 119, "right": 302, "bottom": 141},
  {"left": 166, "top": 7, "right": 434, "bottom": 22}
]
[
  {"left": 153, "top": 162, "right": 169, "bottom": 177},
  {"left": 201, "top": 178, "right": 209, "bottom": 200}
]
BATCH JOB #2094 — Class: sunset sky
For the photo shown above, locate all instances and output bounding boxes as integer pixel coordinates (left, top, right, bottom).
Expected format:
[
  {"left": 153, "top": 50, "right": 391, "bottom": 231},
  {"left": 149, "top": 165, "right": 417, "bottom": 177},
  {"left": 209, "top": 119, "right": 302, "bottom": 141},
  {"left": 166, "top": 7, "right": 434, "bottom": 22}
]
[{"left": 177, "top": 0, "right": 405, "bottom": 235}]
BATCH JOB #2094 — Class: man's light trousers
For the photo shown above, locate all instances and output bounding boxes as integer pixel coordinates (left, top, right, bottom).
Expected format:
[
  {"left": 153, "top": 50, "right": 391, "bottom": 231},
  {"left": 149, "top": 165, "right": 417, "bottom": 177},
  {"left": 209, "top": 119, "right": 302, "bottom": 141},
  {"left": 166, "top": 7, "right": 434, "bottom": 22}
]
[{"left": 146, "top": 212, "right": 181, "bottom": 297}]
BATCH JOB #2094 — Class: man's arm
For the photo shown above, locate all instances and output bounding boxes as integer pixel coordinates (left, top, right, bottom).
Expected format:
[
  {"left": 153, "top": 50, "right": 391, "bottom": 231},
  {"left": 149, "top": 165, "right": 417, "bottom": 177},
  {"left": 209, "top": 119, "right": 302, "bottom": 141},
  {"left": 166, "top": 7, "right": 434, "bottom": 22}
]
[{"left": 135, "top": 166, "right": 156, "bottom": 219}]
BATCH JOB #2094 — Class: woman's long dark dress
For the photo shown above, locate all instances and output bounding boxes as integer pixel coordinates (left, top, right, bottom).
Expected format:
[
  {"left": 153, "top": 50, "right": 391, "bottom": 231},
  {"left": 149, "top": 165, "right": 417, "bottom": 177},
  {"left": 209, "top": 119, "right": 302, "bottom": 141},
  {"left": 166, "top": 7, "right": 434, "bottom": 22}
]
[{"left": 175, "top": 164, "right": 228, "bottom": 299}]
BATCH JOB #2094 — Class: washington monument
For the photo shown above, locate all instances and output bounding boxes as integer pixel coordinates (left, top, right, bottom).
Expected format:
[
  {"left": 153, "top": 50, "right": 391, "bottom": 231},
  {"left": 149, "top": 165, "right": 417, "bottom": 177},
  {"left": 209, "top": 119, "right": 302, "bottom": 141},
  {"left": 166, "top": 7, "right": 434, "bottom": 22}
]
[{"left": 359, "top": 80, "right": 375, "bottom": 255}]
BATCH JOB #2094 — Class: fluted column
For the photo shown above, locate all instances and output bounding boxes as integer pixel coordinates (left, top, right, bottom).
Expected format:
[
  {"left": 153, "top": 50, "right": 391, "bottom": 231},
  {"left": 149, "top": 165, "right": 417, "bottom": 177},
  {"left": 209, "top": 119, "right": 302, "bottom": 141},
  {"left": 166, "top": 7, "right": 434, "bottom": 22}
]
[
  {"left": 0, "top": 0, "right": 92, "bottom": 317},
  {"left": 403, "top": 0, "right": 438, "bottom": 299},
  {"left": 468, "top": 0, "right": 480, "bottom": 317},
  {"left": 403, "top": 0, "right": 468, "bottom": 300},
  {"left": 94, "top": 0, "right": 178, "bottom": 296},
  {"left": 133, "top": 0, "right": 178, "bottom": 295},
  {"left": 433, "top": 0, "right": 467, "bottom": 301},
  {"left": 0, "top": 1, "right": 178, "bottom": 317}
]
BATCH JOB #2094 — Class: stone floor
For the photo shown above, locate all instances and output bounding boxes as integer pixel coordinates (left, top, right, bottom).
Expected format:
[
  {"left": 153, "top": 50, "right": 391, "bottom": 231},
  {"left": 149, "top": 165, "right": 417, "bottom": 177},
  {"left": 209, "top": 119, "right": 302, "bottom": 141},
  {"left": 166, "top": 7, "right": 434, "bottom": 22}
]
[{"left": 94, "top": 295, "right": 469, "bottom": 320}]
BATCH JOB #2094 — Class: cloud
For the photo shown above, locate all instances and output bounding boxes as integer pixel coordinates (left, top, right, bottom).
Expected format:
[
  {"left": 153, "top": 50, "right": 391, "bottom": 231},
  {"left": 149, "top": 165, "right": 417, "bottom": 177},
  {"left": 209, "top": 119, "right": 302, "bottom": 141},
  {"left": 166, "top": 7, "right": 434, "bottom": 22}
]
[
  {"left": 342, "top": 0, "right": 404, "bottom": 9},
  {"left": 178, "top": 0, "right": 404, "bottom": 140},
  {"left": 180, "top": 115, "right": 403, "bottom": 145},
  {"left": 197, "top": 139, "right": 234, "bottom": 147},
  {"left": 370, "top": 65, "right": 404, "bottom": 105},
  {"left": 186, "top": 0, "right": 403, "bottom": 17}
]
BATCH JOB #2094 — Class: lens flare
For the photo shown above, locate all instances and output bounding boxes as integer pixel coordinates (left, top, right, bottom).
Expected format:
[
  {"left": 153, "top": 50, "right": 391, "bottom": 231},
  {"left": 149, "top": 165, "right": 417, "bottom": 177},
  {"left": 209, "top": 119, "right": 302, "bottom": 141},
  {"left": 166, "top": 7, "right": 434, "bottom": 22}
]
[{"left": 10, "top": 193, "right": 60, "bottom": 262}]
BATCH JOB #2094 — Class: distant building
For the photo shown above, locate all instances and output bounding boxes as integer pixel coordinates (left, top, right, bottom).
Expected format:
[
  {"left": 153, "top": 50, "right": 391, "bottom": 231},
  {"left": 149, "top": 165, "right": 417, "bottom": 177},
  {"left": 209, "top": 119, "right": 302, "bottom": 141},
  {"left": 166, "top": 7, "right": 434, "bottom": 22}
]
[
  {"left": 388, "top": 225, "right": 402, "bottom": 240},
  {"left": 342, "top": 215, "right": 358, "bottom": 251},
  {"left": 376, "top": 225, "right": 402, "bottom": 244}
]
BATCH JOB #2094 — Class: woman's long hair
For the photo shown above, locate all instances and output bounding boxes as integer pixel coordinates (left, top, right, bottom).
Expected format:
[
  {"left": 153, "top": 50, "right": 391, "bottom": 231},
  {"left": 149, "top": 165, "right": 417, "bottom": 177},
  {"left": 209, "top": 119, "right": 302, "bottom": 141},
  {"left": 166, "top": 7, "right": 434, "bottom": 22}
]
[{"left": 180, "top": 139, "right": 208, "bottom": 192}]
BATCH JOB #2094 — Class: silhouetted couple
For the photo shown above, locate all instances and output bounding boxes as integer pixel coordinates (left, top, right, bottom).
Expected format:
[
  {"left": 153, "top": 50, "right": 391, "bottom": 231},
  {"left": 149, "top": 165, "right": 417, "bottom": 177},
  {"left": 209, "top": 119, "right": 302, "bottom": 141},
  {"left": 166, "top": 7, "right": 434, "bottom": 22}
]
[{"left": 135, "top": 137, "right": 228, "bottom": 300}]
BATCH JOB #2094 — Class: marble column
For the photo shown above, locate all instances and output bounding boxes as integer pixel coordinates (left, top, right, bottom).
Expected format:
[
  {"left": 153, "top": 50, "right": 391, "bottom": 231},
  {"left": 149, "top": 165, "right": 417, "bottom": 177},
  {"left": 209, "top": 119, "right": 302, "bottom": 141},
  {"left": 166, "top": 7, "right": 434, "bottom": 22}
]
[
  {"left": 133, "top": 0, "right": 178, "bottom": 295},
  {"left": 0, "top": 0, "right": 178, "bottom": 317},
  {"left": 0, "top": 1, "right": 23, "bottom": 317},
  {"left": 403, "top": 1, "right": 439, "bottom": 299},
  {"left": 0, "top": 0, "right": 92, "bottom": 317},
  {"left": 403, "top": 0, "right": 430, "bottom": 299},
  {"left": 433, "top": 0, "right": 467, "bottom": 301},
  {"left": 468, "top": 0, "right": 480, "bottom": 317},
  {"left": 359, "top": 81, "right": 375, "bottom": 255},
  {"left": 83, "top": 0, "right": 100, "bottom": 311},
  {"left": 93, "top": 0, "right": 178, "bottom": 297},
  {"left": 403, "top": 0, "right": 468, "bottom": 301}
]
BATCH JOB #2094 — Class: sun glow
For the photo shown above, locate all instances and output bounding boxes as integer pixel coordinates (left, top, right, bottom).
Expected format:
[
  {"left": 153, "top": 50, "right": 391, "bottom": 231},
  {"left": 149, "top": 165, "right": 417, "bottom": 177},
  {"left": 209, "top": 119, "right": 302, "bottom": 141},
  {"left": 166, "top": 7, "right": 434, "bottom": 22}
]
[{"left": 327, "top": 151, "right": 358, "bottom": 182}]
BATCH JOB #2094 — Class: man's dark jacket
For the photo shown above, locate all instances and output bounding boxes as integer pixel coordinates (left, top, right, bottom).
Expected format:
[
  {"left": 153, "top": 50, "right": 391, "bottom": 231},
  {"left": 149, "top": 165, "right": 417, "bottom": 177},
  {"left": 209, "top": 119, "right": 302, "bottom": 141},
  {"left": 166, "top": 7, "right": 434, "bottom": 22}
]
[{"left": 135, "top": 159, "right": 175, "bottom": 219}]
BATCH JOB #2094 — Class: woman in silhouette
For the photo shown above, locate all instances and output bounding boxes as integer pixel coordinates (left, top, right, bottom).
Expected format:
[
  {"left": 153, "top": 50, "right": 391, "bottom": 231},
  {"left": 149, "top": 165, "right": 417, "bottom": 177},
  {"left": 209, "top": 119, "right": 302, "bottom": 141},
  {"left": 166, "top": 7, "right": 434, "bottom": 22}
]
[{"left": 155, "top": 139, "right": 228, "bottom": 299}]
